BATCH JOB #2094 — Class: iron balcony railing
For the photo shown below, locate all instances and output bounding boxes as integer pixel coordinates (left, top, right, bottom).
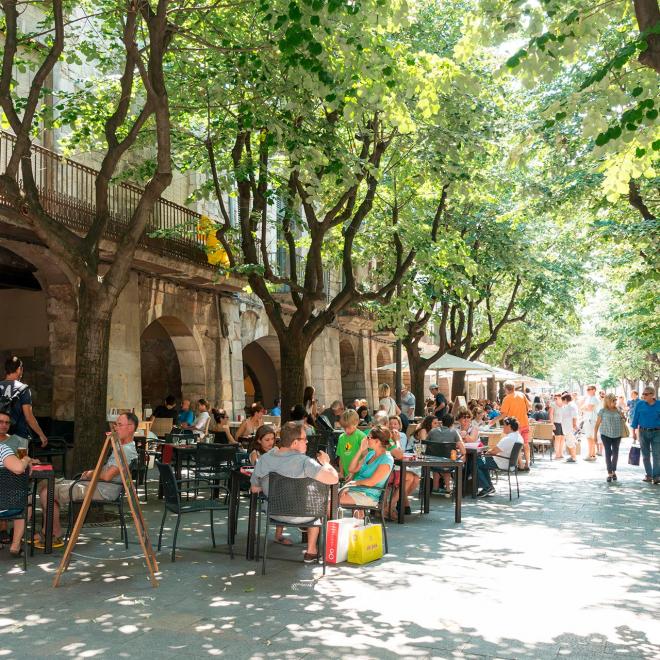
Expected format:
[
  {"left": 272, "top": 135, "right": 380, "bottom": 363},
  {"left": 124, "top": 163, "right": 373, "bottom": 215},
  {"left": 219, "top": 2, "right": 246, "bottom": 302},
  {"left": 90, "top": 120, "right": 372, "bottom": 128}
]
[{"left": 0, "top": 130, "right": 343, "bottom": 299}]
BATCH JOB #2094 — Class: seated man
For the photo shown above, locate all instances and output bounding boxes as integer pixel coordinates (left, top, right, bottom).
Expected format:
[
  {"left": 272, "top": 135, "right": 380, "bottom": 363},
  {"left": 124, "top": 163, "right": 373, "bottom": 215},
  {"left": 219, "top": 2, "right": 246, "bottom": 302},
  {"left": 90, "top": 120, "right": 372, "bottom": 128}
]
[
  {"left": 37, "top": 412, "right": 139, "bottom": 547},
  {"left": 250, "top": 421, "right": 338, "bottom": 563},
  {"left": 475, "top": 416, "right": 523, "bottom": 497},
  {"left": 151, "top": 395, "right": 178, "bottom": 421},
  {"left": 426, "top": 413, "right": 463, "bottom": 493},
  {"left": 531, "top": 402, "right": 549, "bottom": 421},
  {"left": 176, "top": 399, "right": 195, "bottom": 428},
  {"left": 320, "top": 400, "right": 345, "bottom": 429}
]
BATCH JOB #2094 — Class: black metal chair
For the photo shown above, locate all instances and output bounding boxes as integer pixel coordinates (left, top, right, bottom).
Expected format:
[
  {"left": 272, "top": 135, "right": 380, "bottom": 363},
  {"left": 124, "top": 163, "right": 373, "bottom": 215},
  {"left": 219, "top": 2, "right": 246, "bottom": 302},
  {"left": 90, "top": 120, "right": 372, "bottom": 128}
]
[
  {"left": 423, "top": 440, "right": 460, "bottom": 491},
  {"left": 487, "top": 442, "right": 523, "bottom": 500},
  {"left": 64, "top": 459, "right": 140, "bottom": 548},
  {"left": 0, "top": 468, "right": 31, "bottom": 570},
  {"left": 132, "top": 437, "right": 149, "bottom": 501},
  {"left": 31, "top": 436, "right": 69, "bottom": 477},
  {"left": 155, "top": 461, "right": 233, "bottom": 562},
  {"left": 193, "top": 444, "right": 237, "bottom": 493},
  {"left": 258, "top": 474, "right": 330, "bottom": 576},
  {"left": 338, "top": 481, "right": 391, "bottom": 554}
]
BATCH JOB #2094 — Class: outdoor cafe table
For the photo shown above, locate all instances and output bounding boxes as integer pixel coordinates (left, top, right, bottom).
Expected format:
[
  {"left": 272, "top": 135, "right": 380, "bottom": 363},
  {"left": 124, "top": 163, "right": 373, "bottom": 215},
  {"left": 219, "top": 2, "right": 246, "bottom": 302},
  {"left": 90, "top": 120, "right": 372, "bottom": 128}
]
[
  {"left": 229, "top": 467, "right": 339, "bottom": 560},
  {"left": 30, "top": 464, "right": 55, "bottom": 554},
  {"left": 395, "top": 456, "right": 463, "bottom": 525}
]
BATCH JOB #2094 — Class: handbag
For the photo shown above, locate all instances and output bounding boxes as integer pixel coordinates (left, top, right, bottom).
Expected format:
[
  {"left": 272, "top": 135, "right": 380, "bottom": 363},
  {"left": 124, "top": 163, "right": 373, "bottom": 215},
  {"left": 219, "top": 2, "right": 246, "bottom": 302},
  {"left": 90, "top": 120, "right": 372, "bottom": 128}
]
[
  {"left": 619, "top": 413, "right": 630, "bottom": 438},
  {"left": 628, "top": 442, "right": 640, "bottom": 466},
  {"left": 347, "top": 523, "right": 384, "bottom": 564}
]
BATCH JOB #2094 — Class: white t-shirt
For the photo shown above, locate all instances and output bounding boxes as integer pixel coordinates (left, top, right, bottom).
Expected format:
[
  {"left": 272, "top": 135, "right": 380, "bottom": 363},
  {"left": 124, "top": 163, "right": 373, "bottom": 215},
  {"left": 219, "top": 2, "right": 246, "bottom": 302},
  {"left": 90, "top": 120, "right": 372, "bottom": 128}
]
[
  {"left": 558, "top": 403, "right": 577, "bottom": 429},
  {"left": 193, "top": 411, "right": 210, "bottom": 432},
  {"left": 583, "top": 395, "right": 600, "bottom": 426},
  {"left": 493, "top": 431, "right": 522, "bottom": 470}
]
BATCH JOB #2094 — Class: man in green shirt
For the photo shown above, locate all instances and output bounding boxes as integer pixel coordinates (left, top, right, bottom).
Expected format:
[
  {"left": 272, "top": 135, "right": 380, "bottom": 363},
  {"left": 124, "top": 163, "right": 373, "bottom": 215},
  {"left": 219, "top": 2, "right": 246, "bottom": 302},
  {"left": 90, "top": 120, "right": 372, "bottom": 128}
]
[{"left": 336, "top": 409, "right": 366, "bottom": 478}]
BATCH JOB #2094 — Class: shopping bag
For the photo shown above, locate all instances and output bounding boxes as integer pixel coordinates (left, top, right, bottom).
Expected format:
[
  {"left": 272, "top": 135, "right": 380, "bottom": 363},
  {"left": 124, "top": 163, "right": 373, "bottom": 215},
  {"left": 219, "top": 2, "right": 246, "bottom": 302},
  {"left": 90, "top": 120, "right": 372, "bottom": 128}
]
[
  {"left": 347, "top": 523, "right": 383, "bottom": 565},
  {"left": 619, "top": 413, "right": 630, "bottom": 438},
  {"left": 325, "top": 517, "right": 359, "bottom": 564},
  {"left": 628, "top": 443, "right": 641, "bottom": 466}
]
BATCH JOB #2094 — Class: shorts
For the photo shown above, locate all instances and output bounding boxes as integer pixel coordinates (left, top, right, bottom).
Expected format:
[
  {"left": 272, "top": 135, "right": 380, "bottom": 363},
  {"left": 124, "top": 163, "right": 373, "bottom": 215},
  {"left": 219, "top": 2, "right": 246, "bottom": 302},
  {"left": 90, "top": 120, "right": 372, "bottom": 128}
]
[
  {"left": 347, "top": 490, "right": 379, "bottom": 507},
  {"left": 53, "top": 480, "right": 121, "bottom": 504},
  {"left": 554, "top": 423, "right": 563, "bottom": 435},
  {"left": 520, "top": 427, "right": 530, "bottom": 445}
]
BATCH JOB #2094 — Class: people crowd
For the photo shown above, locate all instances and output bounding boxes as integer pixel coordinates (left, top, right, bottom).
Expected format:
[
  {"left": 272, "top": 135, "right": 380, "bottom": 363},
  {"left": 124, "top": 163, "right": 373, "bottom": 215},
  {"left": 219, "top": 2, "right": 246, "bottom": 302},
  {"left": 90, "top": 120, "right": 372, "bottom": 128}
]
[{"left": 1, "top": 350, "right": 658, "bottom": 567}]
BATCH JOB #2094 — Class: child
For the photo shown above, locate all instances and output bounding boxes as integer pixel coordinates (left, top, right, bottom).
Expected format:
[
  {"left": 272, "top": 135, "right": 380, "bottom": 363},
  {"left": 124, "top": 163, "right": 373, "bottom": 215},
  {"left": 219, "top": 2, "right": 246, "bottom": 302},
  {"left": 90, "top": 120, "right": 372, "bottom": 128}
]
[{"left": 336, "top": 409, "right": 366, "bottom": 479}]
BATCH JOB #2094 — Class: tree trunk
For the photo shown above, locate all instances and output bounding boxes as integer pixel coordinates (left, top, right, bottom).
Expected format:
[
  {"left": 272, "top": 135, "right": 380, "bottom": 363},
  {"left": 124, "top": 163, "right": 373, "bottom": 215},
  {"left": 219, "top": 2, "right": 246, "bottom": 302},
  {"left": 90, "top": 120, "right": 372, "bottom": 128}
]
[
  {"left": 409, "top": 356, "right": 427, "bottom": 416},
  {"left": 451, "top": 370, "right": 467, "bottom": 400},
  {"left": 487, "top": 376, "right": 497, "bottom": 402},
  {"left": 279, "top": 335, "right": 310, "bottom": 423},
  {"left": 71, "top": 282, "right": 113, "bottom": 474}
]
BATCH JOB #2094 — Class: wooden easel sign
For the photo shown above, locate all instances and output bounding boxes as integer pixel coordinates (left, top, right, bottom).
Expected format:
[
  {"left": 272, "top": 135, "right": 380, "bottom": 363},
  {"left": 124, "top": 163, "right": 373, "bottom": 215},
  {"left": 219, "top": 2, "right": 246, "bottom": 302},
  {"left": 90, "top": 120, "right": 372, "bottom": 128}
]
[{"left": 53, "top": 433, "right": 159, "bottom": 588}]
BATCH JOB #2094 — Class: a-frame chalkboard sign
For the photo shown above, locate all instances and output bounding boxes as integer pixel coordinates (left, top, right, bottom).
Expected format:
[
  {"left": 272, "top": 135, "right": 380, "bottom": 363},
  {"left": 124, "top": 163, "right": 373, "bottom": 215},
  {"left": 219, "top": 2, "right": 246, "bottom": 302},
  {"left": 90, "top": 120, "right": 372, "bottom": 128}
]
[{"left": 53, "top": 432, "right": 159, "bottom": 588}]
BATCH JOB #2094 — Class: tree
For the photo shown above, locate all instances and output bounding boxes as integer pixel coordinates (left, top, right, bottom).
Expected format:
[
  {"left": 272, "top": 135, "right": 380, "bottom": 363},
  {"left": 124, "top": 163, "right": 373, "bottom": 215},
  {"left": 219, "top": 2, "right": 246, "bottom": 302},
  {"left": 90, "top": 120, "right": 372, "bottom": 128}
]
[
  {"left": 167, "top": 1, "right": 476, "bottom": 415},
  {"left": 0, "top": 0, "right": 174, "bottom": 469}
]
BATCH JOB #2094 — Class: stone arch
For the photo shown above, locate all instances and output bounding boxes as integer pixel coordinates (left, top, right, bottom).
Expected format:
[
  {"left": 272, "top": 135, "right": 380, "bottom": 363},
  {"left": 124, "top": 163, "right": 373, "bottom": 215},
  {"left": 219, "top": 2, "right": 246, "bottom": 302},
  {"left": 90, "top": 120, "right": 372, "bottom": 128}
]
[
  {"left": 242, "top": 338, "right": 280, "bottom": 409},
  {"left": 0, "top": 238, "right": 77, "bottom": 420},
  {"left": 140, "top": 316, "right": 206, "bottom": 407}
]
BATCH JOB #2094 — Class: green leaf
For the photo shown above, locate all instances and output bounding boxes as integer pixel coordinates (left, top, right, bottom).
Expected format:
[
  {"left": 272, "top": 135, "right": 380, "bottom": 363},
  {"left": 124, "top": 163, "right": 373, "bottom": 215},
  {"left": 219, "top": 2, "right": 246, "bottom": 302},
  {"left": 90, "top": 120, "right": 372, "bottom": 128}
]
[{"left": 631, "top": 86, "right": 643, "bottom": 97}]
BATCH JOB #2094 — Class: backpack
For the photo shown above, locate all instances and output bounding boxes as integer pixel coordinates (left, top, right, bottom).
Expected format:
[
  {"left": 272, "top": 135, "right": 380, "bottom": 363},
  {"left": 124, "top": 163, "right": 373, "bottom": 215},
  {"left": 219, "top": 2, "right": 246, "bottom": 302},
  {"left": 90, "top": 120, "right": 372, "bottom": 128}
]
[{"left": 0, "top": 381, "right": 28, "bottom": 420}]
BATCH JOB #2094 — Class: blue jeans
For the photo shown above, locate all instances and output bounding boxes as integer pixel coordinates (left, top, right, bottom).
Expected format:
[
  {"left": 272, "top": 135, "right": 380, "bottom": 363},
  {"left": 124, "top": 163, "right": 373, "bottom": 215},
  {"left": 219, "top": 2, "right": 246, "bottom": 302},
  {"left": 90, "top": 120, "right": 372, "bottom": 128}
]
[
  {"left": 639, "top": 429, "right": 660, "bottom": 479},
  {"left": 476, "top": 456, "right": 498, "bottom": 490}
]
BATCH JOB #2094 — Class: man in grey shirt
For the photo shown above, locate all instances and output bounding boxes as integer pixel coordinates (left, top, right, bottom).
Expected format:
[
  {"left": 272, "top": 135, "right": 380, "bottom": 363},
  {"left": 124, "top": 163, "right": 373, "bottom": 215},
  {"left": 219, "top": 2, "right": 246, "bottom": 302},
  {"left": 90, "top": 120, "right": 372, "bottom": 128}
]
[
  {"left": 426, "top": 414, "right": 461, "bottom": 445},
  {"left": 251, "top": 421, "right": 338, "bottom": 562},
  {"left": 38, "top": 412, "right": 139, "bottom": 543}
]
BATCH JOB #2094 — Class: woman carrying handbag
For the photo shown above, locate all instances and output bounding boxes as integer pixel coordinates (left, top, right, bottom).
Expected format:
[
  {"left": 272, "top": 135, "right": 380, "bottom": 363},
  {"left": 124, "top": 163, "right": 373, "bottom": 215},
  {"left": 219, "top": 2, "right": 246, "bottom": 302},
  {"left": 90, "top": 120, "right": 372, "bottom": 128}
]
[{"left": 593, "top": 394, "right": 625, "bottom": 482}]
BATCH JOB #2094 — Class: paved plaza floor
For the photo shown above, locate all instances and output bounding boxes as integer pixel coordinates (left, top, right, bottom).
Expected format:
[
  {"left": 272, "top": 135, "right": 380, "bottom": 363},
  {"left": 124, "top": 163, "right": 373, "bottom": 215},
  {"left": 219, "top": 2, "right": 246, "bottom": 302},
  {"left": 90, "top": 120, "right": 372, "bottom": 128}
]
[{"left": 1, "top": 443, "right": 658, "bottom": 659}]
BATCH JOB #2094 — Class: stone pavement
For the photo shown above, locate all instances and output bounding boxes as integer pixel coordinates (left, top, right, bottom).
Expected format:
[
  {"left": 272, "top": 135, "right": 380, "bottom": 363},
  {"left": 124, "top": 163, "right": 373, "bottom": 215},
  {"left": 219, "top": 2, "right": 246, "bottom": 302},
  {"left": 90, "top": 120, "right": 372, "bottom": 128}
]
[{"left": 0, "top": 441, "right": 658, "bottom": 659}]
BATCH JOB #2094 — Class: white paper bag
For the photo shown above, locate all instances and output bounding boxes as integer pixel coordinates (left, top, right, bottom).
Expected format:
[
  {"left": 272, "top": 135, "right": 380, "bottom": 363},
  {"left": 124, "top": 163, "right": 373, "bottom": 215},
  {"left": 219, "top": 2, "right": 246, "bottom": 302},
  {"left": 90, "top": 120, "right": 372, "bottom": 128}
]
[{"left": 325, "top": 517, "right": 359, "bottom": 564}]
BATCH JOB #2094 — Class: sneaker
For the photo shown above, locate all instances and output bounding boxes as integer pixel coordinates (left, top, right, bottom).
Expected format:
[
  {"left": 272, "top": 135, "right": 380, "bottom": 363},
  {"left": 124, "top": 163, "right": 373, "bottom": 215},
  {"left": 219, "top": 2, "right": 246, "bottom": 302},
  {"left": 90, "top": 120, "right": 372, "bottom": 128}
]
[
  {"left": 477, "top": 487, "right": 495, "bottom": 497},
  {"left": 303, "top": 552, "right": 319, "bottom": 563},
  {"left": 642, "top": 476, "right": 653, "bottom": 483},
  {"left": 565, "top": 458, "right": 577, "bottom": 463},
  {"left": 654, "top": 478, "right": 660, "bottom": 485},
  {"left": 584, "top": 457, "right": 596, "bottom": 462},
  {"left": 443, "top": 491, "right": 452, "bottom": 498}
]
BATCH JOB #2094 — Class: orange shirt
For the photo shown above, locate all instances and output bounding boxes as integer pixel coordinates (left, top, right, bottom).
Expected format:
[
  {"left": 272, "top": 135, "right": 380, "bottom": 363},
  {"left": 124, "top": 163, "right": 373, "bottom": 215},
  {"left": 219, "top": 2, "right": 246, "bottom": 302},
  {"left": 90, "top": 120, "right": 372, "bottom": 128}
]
[{"left": 500, "top": 392, "right": 530, "bottom": 430}]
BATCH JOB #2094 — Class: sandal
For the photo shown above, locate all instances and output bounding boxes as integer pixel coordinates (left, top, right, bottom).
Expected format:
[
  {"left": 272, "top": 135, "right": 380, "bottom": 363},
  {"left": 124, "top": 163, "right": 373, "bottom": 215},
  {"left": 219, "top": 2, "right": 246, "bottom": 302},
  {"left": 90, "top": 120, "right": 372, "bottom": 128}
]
[
  {"left": 33, "top": 535, "right": 65, "bottom": 550},
  {"left": 9, "top": 547, "right": 23, "bottom": 558},
  {"left": 274, "top": 537, "right": 293, "bottom": 546}
]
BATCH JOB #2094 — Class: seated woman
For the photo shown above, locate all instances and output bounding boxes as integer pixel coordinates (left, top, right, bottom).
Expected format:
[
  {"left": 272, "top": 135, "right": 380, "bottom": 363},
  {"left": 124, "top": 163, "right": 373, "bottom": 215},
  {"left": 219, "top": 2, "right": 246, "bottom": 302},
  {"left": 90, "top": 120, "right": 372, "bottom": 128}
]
[
  {"left": 340, "top": 425, "right": 394, "bottom": 510},
  {"left": 249, "top": 425, "right": 289, "bottom": 545},
  {"left": 387, "top": 416, "right": 420, "bottom": 519},
  {"left": 456, "top": 410, "right": 479, "bottom": 444},
  {"left": 413, "top": 415, "right": 439, "bottom": 442},
  {"left": 356, "top": 405, "right": 371, "bottom": 426},
  {"left": 0, "top": 441, "right": 33, "bottom": 557},
  {"left": 210, "top": 407, "right": 238, "bottom": 444},
  {"left": 235, "top": 403, "right": 265, "bottom": 441}
]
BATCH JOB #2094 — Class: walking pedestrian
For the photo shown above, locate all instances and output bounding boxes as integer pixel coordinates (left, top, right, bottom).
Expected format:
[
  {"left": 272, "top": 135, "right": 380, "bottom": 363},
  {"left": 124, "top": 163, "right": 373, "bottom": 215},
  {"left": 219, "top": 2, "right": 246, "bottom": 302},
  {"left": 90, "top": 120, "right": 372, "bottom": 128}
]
[
  {"left": 559, "top": 393, "right": 579, "bottom": 463},
  {"left": 549, "top": 393, "right": 565, "bottom": 459},
  {"left": 593, "top": 394, "right": 624, "bottom": 482},
  {"left": 581, "top": 385, "right": 600, "bottom": 461},
  {"left": 630, "top": 387, "right": 660, "bottom": 484}
]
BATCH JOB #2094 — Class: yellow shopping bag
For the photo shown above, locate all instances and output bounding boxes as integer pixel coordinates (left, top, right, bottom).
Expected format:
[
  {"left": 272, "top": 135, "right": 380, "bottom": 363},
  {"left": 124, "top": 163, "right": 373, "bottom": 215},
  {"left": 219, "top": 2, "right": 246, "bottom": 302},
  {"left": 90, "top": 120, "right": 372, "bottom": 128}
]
[{"left": 347, "top": 523, "right": 384, "bottom": 565}]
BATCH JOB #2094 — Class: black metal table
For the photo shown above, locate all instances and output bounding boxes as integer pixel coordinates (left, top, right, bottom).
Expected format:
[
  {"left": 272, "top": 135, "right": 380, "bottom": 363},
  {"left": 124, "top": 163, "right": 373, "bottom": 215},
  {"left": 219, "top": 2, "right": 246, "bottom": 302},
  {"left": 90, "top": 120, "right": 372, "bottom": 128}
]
[{"left": 394, "top": 457, "right": 463, "bottom": 524}]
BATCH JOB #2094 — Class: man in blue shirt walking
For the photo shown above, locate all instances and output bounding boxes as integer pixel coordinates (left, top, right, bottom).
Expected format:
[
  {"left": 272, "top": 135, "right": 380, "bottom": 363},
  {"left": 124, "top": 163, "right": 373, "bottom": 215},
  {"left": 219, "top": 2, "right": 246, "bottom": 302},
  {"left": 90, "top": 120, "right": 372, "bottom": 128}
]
[{"left": 630, "top": 386, "right": 660, "bottom": 484}]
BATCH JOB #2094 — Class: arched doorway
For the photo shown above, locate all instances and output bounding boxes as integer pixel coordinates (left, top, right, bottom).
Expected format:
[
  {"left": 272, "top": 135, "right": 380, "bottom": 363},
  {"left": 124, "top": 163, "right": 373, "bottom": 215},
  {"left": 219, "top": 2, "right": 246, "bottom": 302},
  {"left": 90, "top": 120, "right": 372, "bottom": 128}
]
[
  {"left": 242, "top": 338, "right": 279, "bottom": 409},
  {"left": 0, "top": 245, "right": 52, "bottom": 417},
  {"left": 140, "top": 316, "right": 205, "bottom": 409}
]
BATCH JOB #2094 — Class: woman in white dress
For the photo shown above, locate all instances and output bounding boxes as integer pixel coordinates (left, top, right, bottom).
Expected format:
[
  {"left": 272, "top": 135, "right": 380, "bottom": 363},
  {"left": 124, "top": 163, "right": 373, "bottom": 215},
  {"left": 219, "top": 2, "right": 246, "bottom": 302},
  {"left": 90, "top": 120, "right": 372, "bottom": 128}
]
[{"left": 378, "top": 384, "right": 400, "bottom": 417}]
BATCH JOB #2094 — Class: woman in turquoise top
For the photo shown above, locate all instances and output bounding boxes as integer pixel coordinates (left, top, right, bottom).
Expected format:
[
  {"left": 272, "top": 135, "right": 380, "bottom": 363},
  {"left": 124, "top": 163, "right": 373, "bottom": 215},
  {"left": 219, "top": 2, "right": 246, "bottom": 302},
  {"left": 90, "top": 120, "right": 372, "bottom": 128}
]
[{"left": 339, "top": 425, "right": 394, "bottom": 508}]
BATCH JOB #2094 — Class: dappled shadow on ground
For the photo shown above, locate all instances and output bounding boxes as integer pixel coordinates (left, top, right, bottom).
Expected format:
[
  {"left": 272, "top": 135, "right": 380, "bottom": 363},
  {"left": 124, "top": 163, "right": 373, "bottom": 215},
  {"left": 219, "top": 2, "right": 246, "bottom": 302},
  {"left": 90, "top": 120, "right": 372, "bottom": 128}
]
[{"left": 0, "top": 447, "right": 658, "bottom": 658}]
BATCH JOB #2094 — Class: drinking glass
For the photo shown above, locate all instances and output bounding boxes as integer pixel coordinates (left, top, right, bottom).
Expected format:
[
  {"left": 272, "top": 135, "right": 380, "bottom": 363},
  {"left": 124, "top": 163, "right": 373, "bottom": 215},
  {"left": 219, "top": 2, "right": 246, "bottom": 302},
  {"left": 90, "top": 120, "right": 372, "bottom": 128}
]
[{"left": 16, "top": 447, "right": 27, "bottom": 460}]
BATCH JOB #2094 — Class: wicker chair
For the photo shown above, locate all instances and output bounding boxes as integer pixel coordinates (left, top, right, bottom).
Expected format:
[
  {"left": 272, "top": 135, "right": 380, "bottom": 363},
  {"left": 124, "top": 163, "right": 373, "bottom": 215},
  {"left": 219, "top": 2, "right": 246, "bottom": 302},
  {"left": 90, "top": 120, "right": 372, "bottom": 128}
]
[
  {"left": 156, "top": 461, "right": 233, "bottom": 562},
  {"left": 258, "top": 474, "right": 330, "bottom": 576},
  {"left": 0, "top": 468, "right": 31, "bottom": 570}
]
